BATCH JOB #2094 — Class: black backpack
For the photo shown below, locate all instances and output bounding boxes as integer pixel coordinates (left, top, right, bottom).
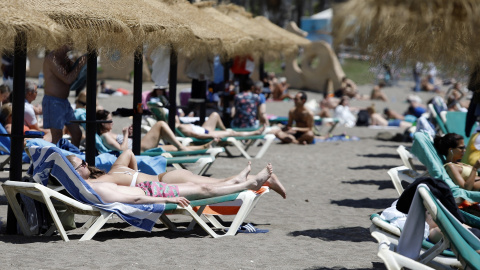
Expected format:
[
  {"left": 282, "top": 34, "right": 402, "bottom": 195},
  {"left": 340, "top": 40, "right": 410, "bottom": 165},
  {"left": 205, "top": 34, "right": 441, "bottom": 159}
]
[{"left": 356, "top": 110, "right": 370, "bottom": 126}]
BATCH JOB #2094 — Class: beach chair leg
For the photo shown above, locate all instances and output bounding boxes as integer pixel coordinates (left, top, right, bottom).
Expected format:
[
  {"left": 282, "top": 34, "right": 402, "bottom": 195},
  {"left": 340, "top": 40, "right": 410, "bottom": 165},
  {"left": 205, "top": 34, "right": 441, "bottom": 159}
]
[
  {"left": 418, "top": 238, "right": 450, "bottom": 265},
  {"left": 0, "top": 156, "right": 10, "bottom": 170},
  {"left": 226, "top": 137, "right": 252, "bottom": 159},
  {"left": 40, "top": 193, "right": 70, "bottom": 242},
  {"left": 189, "top": 157, "right": 213, "bottom": 175},
  {"left": 254, "top": 134, "right": 275, "bottom": 159},
  {"left": 222, "top": 192, "right": 256, "bottom": 236},
  {"left": 159, "top": 214, "right": 178, "bottom": 230},
  {"left": 81, "top": 216, "right": 99, "bottom": 230},
  {"left": 183, "top": 206, "right": 224, "bottom": 238},
  {"left": 2, "top": 187, "right": 33, "bottom": 236},
  {"left": 186, "top": 205, "right": 206, "bottom": 230},
  {"left": 328, "top": 122, "right": 338, "bottom": 134},
  {"left": 203, "top": 215, "right": 227, "bottom": 229},
  {"left": 79, "top": 211, "right": 113, "bottom": 241}
]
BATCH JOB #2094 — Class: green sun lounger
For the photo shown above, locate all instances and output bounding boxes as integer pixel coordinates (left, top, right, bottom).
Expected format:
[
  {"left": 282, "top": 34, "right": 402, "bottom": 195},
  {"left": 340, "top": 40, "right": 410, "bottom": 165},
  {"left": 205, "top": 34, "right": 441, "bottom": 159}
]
[{"left": 411, "top": 132, "right": 480, "bottom": 228}]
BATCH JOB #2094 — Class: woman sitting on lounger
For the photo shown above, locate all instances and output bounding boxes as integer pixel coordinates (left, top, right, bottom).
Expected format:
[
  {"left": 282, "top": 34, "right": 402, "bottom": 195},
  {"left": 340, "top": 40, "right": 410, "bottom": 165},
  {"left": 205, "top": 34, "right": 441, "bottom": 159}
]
[
  {"left": 176, "top": 112, "right": 264, "bottom": 140},
  {"left": 434, "top": 133, "right": 480, "bottom": 191},
  {"left": 96, "top": 110, "right": 213, "bottom": 153},
  {"left": 67, "top": 150, "right": 286, "bottom": 205}
]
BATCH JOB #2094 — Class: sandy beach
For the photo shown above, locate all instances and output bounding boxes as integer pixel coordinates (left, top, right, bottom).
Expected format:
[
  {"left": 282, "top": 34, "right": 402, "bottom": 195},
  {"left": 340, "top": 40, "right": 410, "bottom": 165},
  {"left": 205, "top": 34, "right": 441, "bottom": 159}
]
[{"left": 0, "top": 78, "right": 444, "bottom": 269}]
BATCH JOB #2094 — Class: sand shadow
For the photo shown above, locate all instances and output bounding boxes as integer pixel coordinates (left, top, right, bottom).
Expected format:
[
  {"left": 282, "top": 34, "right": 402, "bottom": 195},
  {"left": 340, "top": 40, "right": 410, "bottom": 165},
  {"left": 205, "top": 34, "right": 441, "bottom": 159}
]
[
  {"left": 330, "top": 198, "right": 396, "bottom": 209},
  {"left": 0, "top": 223, "right": 212, "bottom": 243},
  {"left": 348, "top": 165, "right": 394, "bottom": 170},
  {"left": 358, "top": 153, "right": 399, "bottom": 159},
  {"left": 289, "top": 226, "right": 374, "bottom": 243},
  {"left": 376, "top": 144, "right": 404, "bottom": 148},
  {"left": 306, "top": 262, "right": 386, "bottom": 270},
  {"left": 341, "top": 180, "right": 394, "bottom": 190}
]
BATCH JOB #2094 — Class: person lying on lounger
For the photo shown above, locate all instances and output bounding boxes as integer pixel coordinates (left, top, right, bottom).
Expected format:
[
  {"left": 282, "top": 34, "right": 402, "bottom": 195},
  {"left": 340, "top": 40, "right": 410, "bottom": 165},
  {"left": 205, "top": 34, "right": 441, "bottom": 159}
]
[
  {"left": 434, "top": 133, "right": 480, "bottom": 191},
  {"left": 175, "top": 112, "right": 265, "bottom": 140},
  {"left": 67, "top": 149, "right": 287, "bottom": 201},
  {"left": 96, "top": 109, "right": 213, "bottom": 152}
]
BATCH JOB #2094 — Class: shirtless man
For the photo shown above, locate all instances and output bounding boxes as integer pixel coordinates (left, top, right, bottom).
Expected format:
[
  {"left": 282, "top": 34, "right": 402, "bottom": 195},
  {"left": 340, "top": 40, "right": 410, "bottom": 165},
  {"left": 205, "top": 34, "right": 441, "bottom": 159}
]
[
  {"left": 272, "top": 92, "right": 315, "bottom": 144},
  {"left": 43, "top": 45, "right": 86, "bottom": 146},
  {"left": 67, "top": 150, "right": 284, "bottom": 205}
]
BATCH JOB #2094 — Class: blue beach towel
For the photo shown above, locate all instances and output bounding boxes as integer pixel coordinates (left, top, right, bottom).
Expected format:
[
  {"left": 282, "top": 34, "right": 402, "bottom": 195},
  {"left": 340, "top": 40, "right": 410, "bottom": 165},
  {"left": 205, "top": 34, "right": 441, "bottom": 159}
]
[
  {"left": 25, "top": 139, "right": 167, "bottom": 175},
  {"left": 27, "top": 146, "right": 165, "bottom": 231}
]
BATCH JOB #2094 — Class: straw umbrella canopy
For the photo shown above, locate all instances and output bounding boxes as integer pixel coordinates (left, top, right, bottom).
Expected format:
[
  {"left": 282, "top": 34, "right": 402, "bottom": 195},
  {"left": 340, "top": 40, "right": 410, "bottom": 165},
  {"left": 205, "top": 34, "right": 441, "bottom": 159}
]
[
  {"left": 144, "top": 0, "right": 254, "bottom": 59},
  {"left": 204, "top": 3, "right": 300, "bottom": 58},
  {"left": 23, "top": 0, "right": 135, "bottom": 55},
  {"left": 253, "top": 16, "right": 311, "bottom": 48},
  {"left": 95, "top": 0, "right": 198, "bottom": 56},
  {"left": 0, "top": 0, "right": 66, "bottom": 52},
  {"left": 332, "top": 0, "right": 480, "bottom": 69},
  {"left": 333, "top": 0, "right": 480, "bottom": 134}
]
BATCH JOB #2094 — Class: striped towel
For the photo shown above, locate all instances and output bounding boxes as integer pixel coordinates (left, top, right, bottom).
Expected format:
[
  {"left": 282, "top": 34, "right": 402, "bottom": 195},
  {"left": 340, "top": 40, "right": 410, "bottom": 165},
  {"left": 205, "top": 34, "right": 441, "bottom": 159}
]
[{"left": 28, "top": 145, "right": 165, "bottom": 231}]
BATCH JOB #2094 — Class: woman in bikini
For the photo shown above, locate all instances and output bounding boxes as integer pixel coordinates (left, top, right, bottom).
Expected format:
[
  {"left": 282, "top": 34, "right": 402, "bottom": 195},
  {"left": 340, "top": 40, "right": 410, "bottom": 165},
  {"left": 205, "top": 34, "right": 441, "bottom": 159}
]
[
  {"left": 434, "top": 133, "right": 480, "bottom": 191},
  {"left": 96, "top": 109, "right": 213, "bottom": 153},
  {"left": 67, "top": 149, "right": 286, "bottom": 200},
  {"left": 67, "top": 150, "right": 286, "bottom": 206}
]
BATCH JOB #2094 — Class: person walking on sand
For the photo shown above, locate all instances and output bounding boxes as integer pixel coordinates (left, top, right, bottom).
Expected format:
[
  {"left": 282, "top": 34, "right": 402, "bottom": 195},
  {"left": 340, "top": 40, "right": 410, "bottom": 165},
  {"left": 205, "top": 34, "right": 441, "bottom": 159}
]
[
  {"left": 272, "top": 92, "right": 315, "bottom": 144},
  {"left": 68, "top": 150, "right": 286, "bottom": 204},
  {"left": 42, "top": 45, "right": 86, "bottom": 146}
]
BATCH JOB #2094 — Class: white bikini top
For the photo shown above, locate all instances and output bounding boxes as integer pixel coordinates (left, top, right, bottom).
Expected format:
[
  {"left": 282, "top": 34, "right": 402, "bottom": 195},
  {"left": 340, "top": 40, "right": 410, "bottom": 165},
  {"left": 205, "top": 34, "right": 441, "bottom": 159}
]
[{"left": 112, "top": 166, "right": 139, "bottom": 186}]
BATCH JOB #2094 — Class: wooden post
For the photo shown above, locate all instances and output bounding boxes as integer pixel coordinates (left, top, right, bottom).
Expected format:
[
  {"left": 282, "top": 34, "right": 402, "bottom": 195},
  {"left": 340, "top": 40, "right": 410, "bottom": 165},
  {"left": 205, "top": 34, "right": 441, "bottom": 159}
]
[
  {"left": 6, "top": 32, "right": 27, "bottom": 234},
  {"left": 132, "top": 47, "right": 143, "bottom": 155},
  {"left": 85, "top": 47, "right": 97, "bottom": 166}
]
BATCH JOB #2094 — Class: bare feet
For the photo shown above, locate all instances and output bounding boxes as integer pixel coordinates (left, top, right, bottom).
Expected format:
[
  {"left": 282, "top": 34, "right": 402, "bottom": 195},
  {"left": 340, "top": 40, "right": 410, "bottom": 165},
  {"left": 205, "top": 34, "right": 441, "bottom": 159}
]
[
  {"left": 264, "top": 173, "right": 286, "bottom": 199},
  {"left": 248, "top": 163, "right": 273, "bottom": 190},
  {"left": 229, "top": 161, "right": 252, "bottom": 184}
]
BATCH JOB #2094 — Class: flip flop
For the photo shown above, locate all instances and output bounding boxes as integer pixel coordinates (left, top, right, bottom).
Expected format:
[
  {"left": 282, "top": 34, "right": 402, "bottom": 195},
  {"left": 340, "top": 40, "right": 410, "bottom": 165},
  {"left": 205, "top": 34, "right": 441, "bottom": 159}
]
[{"left": 236, "top": 223, "right": 269, "bottom": 234}]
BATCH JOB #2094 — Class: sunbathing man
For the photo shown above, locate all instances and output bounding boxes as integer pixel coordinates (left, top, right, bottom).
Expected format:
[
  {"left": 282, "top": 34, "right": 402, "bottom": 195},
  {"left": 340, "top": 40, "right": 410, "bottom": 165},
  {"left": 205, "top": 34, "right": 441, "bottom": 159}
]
[
  {"left": 272, "top": 92, "right": 315, "bottom": 144},
  {"left": 176, "top": 112, "right": 265, "bottom": 140},
  {"left": 67, "top": 150, "right": 286, "bottom": 205}
]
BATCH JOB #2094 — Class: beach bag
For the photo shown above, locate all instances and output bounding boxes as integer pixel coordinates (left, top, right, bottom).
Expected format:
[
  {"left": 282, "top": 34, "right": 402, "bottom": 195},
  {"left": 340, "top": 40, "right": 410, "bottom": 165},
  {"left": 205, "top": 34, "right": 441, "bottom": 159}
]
[{"left": 356, "top": 110, "right": 370, "bottom": 126}]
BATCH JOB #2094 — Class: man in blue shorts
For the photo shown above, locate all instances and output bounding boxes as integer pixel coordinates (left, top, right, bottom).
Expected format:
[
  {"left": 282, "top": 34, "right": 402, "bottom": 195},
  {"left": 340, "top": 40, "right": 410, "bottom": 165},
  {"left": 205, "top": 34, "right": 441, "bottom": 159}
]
[{"left": 42, "top": 45, "right": 86, "bottom": 146}]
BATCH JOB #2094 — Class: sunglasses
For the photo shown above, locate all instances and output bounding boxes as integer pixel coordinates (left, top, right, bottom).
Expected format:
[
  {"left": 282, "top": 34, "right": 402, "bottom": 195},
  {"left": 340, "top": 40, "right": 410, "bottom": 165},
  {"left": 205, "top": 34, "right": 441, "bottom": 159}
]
[
  {"left": 457, "top": 146, "right": 466, "bottom": 150},
  {"left": 75, "top": 160, "right": 87, "bottom": 170}
]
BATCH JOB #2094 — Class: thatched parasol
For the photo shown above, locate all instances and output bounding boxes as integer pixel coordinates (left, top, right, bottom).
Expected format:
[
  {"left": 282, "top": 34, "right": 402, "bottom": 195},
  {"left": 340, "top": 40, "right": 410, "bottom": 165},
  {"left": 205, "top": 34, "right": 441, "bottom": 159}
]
[
  {"left": 332, "top": 0, "right": 480, "bottom": 68},
  {"left": 0, "top": 0, "right": 66, "bottom": 52},
  {"left": 96, "top": 0, "right": 198, "bottom": 56},
  {"left": 253, "top": 16, "right": 311, "bottom": 48},
  {"left": 206, "top": 3, "right": 300, "bottom": 58},
  {"left": 23, "top": 0, "right": 135, "bottom": 54},
  {"left": 333, "top": 0, "right": 480, "bottom": 135},
  {"left": 144, "top": 0, "right": 254, "bottom": 59}
]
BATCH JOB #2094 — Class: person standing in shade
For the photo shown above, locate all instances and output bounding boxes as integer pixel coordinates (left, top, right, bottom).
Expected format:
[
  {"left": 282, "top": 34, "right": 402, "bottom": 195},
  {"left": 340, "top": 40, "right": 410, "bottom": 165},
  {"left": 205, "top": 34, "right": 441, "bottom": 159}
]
[{"left": 42, "top": 45, "right": 86, "bottom": 146}]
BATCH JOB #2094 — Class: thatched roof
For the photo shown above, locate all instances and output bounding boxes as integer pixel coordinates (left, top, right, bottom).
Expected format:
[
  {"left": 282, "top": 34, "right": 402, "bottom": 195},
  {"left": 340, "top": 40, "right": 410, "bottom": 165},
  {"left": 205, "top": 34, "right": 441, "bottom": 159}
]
[
  {"left": 0, "top": 1, "right": 66, "bottom": 52},
  {"left": 97, "top": 0, "right": 197, "bottom": 55},
  {"left": 333, "top": 0, "right": 480, "bottom": 68},
  {"left": 210, "top": 4, "right": 300, "bottom": 57},
  {"left": 254, "top": 16, "right": 311, "bottom": 47},
  {"left": 144, "top": 0, "right": 254, "bottom": 59},
  {"left": 24, "top": 0, "right": 136, "bottom": 55}
]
